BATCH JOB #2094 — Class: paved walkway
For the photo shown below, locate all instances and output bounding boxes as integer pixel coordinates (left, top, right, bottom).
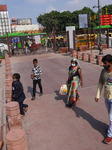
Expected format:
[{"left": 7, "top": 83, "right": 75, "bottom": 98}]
[
  {"left": 10, "top": 49, "right": 112, "bottom": 150},
  {"left": 0, "top": 61, "right": 6, "bottom": 150}
]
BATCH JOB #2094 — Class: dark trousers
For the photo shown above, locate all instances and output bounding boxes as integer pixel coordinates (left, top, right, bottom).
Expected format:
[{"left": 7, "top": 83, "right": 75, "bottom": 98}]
[
  {"left": 12, "top": 49, "right": 14, "bottom": 55},
  {"left": 33, "top": 79, "right": 43, "bottom": 97},
  {"left": 19, "top": 102, "right": 28, "bottom": 115}
]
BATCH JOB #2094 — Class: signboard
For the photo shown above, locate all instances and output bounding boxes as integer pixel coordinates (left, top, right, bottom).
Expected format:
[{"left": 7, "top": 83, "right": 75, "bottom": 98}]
[
  {"left": 79, "top": 14, "right": 88, "bottom": 28},
  {"left": 66, "top": 26, "right": 75, "bottom": 49},
  {"left": 17, "top": 18, "right": 32, "bottom": 25},
  {"left": 100, "top": 15, "right": 112, "bottom": 25},
  {"left": 33, "top": 35, "right": 41, "bottom": 44}
]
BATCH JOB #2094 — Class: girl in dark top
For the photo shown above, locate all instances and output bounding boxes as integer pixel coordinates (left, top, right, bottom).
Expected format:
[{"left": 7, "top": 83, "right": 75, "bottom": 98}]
[{"left": 12, "top": 73, "right": 28, "bottom": 116}]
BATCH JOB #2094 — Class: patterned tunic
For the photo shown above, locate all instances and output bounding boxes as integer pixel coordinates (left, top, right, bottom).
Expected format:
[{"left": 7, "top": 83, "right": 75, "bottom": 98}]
[{"left": 32, "top": 66, "right": 42, "bottom": 80}]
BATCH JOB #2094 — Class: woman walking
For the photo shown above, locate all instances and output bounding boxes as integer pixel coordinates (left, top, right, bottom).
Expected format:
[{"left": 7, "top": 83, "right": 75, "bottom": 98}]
[{"left": 66, "top": 58, "right": 83, "bottom": 107}]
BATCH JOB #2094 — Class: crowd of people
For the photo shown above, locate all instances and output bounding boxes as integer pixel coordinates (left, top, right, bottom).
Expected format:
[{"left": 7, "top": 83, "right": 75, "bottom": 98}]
[{"left": 11, "top": 39, "right": 37, "bottom": 55}]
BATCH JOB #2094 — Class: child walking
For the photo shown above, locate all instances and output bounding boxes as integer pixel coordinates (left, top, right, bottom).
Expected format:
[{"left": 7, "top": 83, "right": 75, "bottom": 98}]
[
  {"left": 12, "top": 73, "right": 28, "bottom": 116},
  {"left": 31, "top": 59, "right": 43, "bottom": 100}
]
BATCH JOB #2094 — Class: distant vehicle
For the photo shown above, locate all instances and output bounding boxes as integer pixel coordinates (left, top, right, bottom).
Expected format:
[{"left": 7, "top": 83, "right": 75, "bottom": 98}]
[{"left": 0, "top": 43, "right": 8, "bottom": 53}]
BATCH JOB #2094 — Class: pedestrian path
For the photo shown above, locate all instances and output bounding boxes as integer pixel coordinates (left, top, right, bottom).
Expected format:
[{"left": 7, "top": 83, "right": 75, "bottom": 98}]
[
  {"left": 10, "top": 52, "right": 112, "bottom": 150},
  {"left": 0, "top": 61, "right": 6, "bottom": 150}
]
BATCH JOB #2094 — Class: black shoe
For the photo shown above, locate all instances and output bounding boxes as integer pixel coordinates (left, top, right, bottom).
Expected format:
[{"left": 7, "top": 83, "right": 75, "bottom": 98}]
[{"left": 31, "top": 97, "right": 35, "bottom": 100}]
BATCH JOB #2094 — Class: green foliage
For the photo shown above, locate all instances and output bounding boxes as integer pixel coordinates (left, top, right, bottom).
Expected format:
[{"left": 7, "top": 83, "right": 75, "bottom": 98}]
[
  {"left": 37, "top": 5, "right": 112, "bottom": 33},
  {"left": 102, "top": 5, "right": 112, "bottom": 15},
  {"left": 0, "top": 55, "right": 5, "bottom": 59}
]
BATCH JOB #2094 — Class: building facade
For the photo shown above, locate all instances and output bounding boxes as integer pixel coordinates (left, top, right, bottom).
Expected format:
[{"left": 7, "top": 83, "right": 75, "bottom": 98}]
[
  {"left": 11, "top": 24, "right": 39, "bottom": 34},
  {"left": 0, "top": 5, "right": 11, "bottom": 36}
]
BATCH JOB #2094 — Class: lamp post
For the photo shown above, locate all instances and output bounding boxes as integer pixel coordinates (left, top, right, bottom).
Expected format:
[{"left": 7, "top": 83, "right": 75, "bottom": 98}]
[{"left": 93, "top": 0, "right": 103, "bottom": 55}]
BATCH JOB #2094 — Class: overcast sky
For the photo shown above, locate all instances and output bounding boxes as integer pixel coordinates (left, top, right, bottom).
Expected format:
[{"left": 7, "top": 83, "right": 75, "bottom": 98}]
[{"left": 1, "top": 0, "right": 112, "bottom": 24}]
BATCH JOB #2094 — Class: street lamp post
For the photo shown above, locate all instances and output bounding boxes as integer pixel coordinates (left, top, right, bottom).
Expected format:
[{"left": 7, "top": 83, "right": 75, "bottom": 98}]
[{"left": 93, "top": 0, "right": 103, "bottom": 55}]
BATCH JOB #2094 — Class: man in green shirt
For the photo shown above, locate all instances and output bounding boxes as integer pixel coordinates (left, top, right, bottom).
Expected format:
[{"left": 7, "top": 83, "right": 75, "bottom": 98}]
[{"left": 95, "top": 54, "right": 112, "bottom": 144}]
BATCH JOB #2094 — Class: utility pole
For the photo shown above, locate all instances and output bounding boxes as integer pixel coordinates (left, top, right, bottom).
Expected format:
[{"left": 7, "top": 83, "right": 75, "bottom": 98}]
[
  {"left": 98, "top": 0, "right": 103, "bottom": 55},
  {"left": 53, "top": 27, "right": 56, "bottom": 52},
  {"left": 93, "top": 0, "right": 103, "bottom": 55},
  {"left": 89, "top": 12, "right": 92, "bottom": 53}
]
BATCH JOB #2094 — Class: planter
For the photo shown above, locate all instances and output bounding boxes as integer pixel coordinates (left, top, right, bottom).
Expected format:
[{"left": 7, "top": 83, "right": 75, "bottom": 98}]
[{"left": 60, "top": 47, "right": 68, "bottom": 53}]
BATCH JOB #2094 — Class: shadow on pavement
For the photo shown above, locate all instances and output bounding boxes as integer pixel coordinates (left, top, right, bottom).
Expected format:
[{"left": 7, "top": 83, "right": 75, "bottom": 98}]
[
  {"left": 27, "top": 86, "right": 41, "bottom": 97},
  {"left": 27, "top": 86, "right": 33, "bottom": 97},
  {"left": 55, "top": 90, "right": 67, "bottom": 104},
  {"left": 72, "top": 106, "right": 108, "bottom": 138},
  {"left": 55, "top": 90, "right": 108, "bottom": 139}
]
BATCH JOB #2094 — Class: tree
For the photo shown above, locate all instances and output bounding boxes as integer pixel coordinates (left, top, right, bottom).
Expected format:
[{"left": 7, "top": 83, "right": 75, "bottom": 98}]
[
  {"left": 37, "top": 6, "right": 108, "bottom": 33},
  {"left": 37, "top": 11, "right": 60, "bottom": 33},
  {"left": 101, "top": 5, "right": 112, "bottom": 15}
]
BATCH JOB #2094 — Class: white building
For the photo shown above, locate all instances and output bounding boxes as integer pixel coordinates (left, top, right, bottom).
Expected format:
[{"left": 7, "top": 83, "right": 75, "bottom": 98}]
[{"left": 0, "top": 5, "right": 11, "bottom": 36}]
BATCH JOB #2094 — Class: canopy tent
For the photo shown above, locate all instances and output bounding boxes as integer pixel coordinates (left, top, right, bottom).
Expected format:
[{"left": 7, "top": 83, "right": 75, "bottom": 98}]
[{"left": 93, "top": 25, "right": 112, "bottom": 29}]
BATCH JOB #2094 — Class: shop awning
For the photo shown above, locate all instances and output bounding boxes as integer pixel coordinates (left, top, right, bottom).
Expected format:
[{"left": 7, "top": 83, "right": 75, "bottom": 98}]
[
  {"left": 93, "top": 25, "right": 112, "bottom": 29},
  {"left": 0, "top": 32, "right": 46, "bottom": 38}
]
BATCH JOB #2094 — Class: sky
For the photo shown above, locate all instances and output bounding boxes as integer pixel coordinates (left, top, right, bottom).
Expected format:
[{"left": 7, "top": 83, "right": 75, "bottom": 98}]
[{"left": 0, "top": 0, "right": 112, "bottom": 24}]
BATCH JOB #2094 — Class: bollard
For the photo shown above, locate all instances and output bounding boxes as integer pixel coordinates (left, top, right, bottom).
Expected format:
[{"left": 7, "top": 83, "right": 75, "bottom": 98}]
[
  {"left": 6, "top": 102, "right": 20, "bottom": 117},
  {"left": 5, "top": 78, "right": 12, "bottom": 88},
  {"left": 6, "top": 79, "right": 12, "bottom": 87},
  {"left": 6, "top": 102, "right": 22, "bottom": 129},
  {"left": 88, "top": 53, "right": 94, "bottom": 63},
  {"left": 5, "top": 61, "right": 10, "bottom": 65},
  {"left": 6, "top": 87, "right": 12, "bottom": 102},
  {"left": 82, "top": 53, "right": 87, "bottom": 61},
  {"left": 71, "top": 50, "right": 77, "bottom": 58},
  {"left": 6, "top": 68, "right": 12, "bottom": 72},
  {"left": 6, "top": 72, "right": 12, "bottom": 79},
  {"left": 77, "top": 51, "right": 81, "bottom": 59},
  {"left": 8, "top": 115, "right": 22, "bottom": 130},
  {"left": 6, "top": 92, "right": 12, "bottom": 100},
  {"left": 6, "top": 87, "right": 12, "bottom": 93},
  {"left": 6, "top": 86, "right": 12, "bottom": 102},
  {"left": 5, "top": 65, "right": 11, "bottom": 69},
  {"left": 96, "top": 55, "right": 103, "bottom": 65},
  {"left": 6, "top": 81, "right": 12, "bottom": 87},
  {"left": 6, "top": 65, "right": 11, "bottom": 70},
  {"left": 6, "top": 129, "right": 28, "bottom": 150}
]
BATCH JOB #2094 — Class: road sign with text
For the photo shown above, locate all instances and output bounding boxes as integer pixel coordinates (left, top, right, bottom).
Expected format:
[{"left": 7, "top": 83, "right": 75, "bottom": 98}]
[{"left": 100, "top": 15, "right": 112, "bottom": 25}]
